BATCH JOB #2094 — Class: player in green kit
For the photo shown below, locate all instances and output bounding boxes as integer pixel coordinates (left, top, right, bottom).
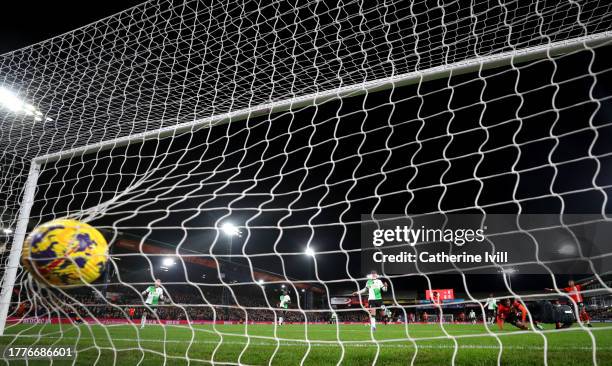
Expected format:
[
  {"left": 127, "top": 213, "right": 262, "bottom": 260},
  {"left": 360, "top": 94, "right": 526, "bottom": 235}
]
[
  {"left": 140, "top": 279, "right": 164, "bottom": 328},
  {"left": 278, "top": 289, "right": 291, "bottom": 325},
  {"left": 484, "top": 293, "right": 497, "bottom": 324},
  {"left": 382, "top": 305, "right": 393, "bottom": 325},
  {"left": 352, "top": 270, "right": 388, "bottom": 330},
  {"left": 329, "top": 312, "right": 338, "bottom": 324}
]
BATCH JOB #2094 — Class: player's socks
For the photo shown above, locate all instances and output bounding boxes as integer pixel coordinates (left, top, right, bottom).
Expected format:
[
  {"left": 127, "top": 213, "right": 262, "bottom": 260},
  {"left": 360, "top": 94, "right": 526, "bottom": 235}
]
[
  {"left": 278, "top": 317, "right": 283, "bottom": 325},
  {"left": 141, "top": 314, "right": 146, "bottom": 328},
  {"left": 370, "top": 316, "right": 376, "bottom": 330},
  {"left": 580, "top": 311, "right": 592, "bottom": 326}
]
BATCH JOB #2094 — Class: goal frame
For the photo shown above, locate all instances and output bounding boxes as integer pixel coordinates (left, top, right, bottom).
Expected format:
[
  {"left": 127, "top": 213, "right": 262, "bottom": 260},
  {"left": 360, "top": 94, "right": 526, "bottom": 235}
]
[{"left": 0, "top": 31, "right": 610, "bottom": 335}]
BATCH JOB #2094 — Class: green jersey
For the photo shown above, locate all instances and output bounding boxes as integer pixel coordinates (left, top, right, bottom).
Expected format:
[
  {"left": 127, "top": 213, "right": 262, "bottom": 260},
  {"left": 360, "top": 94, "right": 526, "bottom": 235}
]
[
  {"left": 485, "top": 298, "right": 497, "bottom": 310},
  {"left": 360, "top": 279, "right": 386, "bottom": 300},
  {"left": 144, "top": 286, "right": 163, "bottom": 305},
  {"left": 279, "top": 294, "right": 290, "bottom": 309}
]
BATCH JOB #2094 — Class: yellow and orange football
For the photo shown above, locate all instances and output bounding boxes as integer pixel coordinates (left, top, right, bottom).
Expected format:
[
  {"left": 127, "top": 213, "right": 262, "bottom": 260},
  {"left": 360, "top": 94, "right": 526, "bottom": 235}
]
[{"left": 21, "top": 219, "right": 108, "bottom": 287}]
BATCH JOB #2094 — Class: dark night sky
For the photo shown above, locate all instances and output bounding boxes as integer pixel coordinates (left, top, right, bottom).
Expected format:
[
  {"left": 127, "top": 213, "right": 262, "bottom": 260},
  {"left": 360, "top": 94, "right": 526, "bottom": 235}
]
[{"left": 0, "top": 1, "right": 145, "bottom": 54}]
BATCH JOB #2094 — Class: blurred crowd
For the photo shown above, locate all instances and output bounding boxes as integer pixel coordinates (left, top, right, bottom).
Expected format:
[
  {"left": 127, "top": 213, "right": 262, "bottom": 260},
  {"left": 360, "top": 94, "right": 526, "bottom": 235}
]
[
  {"left": 9, "top": 289, "right": 372, "bottom": 323},
  {"left": 9, "top": 286, "right": 612, "bottom": 324}
]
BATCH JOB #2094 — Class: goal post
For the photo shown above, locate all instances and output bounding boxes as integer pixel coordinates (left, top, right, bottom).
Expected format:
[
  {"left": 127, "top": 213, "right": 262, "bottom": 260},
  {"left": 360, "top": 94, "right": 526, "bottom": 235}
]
[
  {"left": 29, "top": 31, "right": 612, "bottom": 166},
  {"left": 0, "top": 161, "right": 40, "bottom": 335}
]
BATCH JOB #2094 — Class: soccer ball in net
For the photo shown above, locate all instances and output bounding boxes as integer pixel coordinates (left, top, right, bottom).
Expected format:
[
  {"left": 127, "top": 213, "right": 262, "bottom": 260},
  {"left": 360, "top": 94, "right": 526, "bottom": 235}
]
[{"left": 21, "top": 219, "right": 108, "bottom": 287}]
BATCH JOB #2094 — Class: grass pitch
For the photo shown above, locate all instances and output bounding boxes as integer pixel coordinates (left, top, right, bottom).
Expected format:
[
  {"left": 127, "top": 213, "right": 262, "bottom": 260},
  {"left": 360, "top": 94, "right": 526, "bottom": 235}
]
[{"left": 1, "top": 322, "right": 611, "bottom": 365}]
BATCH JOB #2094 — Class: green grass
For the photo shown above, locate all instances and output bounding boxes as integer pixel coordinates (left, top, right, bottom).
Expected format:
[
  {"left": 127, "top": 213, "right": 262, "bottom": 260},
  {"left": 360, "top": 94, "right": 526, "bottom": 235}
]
[{"left": 1, "top": 322, "right": 611, "bottom": 365}]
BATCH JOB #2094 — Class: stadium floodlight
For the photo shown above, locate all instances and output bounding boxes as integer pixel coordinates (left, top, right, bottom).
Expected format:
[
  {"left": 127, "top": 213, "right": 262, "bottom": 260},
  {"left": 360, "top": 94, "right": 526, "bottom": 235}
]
[
  {"left": 304, "top": 247, "right": 315, "bottom": 257},
  {"left": 162, "top": 258, "right": 175, "bottom": 267},
  {"left": 500, "top": 267, "right": 517, "bottom": 275},
  {"left": 499, "top": 267, "right": 518, "bottom": 288},
  {"left": 0, "top": 87, "right": 52, "bottom": 122},
  {"left": 558, "top": 243, "right": 577, "bottom": 256},
  {"left": 220, "top": 222, "right": 241, "bottom": 237}
]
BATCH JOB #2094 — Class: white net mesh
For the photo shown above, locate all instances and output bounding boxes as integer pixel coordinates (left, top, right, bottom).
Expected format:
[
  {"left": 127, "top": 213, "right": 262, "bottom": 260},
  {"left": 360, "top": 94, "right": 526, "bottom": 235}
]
[{"left": 2, "top": 0, "right": 612, "bottom": 365}]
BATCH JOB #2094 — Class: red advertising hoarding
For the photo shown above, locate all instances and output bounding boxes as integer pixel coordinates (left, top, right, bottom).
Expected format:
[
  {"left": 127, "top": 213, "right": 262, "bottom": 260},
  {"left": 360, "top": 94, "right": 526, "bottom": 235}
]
[{"left": 425, "top": 289, "right": 455, "bottom": 303}]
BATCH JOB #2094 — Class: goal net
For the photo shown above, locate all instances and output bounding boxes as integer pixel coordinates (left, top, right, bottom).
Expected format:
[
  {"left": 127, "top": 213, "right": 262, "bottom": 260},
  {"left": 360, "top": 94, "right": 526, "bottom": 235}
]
[{"left": 1, "top": 0, "right": 612, "bottom": 365}]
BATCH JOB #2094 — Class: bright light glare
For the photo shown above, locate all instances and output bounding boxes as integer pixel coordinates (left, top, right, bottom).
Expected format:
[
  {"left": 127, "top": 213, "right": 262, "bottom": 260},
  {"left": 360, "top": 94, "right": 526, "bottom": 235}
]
[
  {"left": 2, "top": 228, "right": 12, "bottom": 234},
  {"left": 162, "top": 258, "right": 175, "bottom": 266},
  {"left": 304, "top": 247, "right": 315, "bottom": 257},
  {"left": 500, "top": 267, "right": 517, "bottom": 274},
  {"left": 257, "top": 279, "right": 264, "bottom": 285},
  {"left": 0, "top": 87, "right": 28, "bottom": 113},
  {"left": 558, "top": 243, "right": 577, "bottom": 256},
  {"left": 0, "top": 87, "right": 52, "bottom": 122},
  {"left": 281, "top": 284, "right": 286, "bottom": 288},
  {"left": 221, "top": 222, "right": 241, "bottom": 237}
]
